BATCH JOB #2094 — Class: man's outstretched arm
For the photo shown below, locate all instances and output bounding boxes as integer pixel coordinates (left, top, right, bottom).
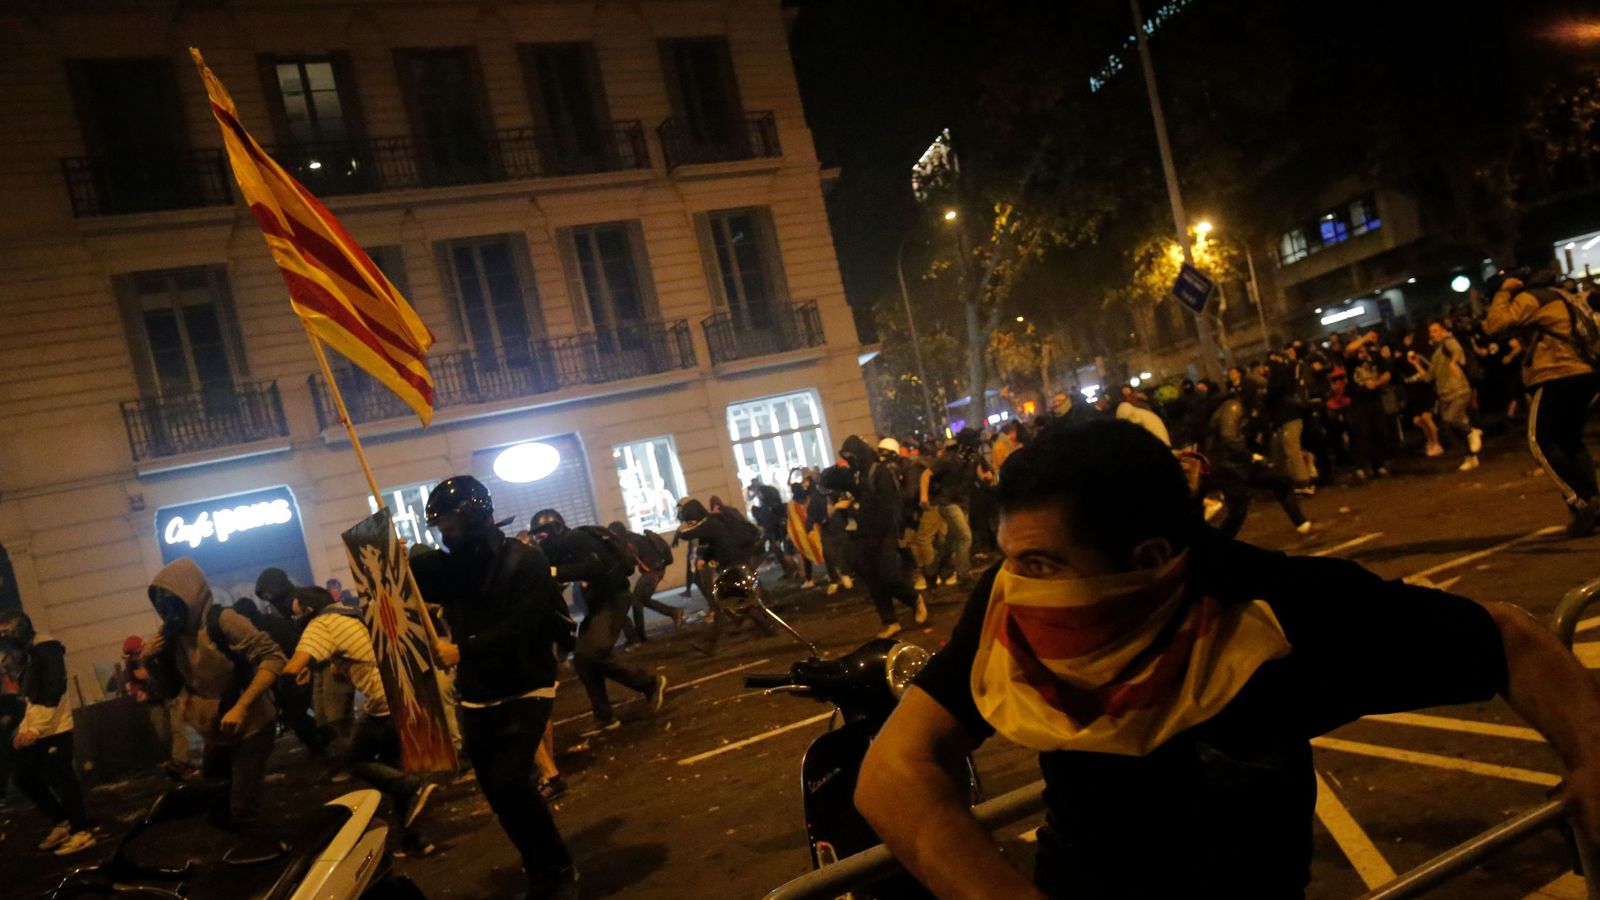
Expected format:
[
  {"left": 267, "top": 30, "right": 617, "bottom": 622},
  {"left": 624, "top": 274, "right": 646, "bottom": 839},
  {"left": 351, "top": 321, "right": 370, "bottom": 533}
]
[
  {"left": 856, "top": 686, "right": 1045, "bottom": 900},
  {"left": 1482, "top": 601, "right": 1600, "bottom": 843}
]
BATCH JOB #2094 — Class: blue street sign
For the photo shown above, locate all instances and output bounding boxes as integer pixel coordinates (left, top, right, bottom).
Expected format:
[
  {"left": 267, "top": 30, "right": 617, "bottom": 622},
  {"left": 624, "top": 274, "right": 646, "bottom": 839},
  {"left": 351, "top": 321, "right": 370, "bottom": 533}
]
[{"left": 1171, "top": 263, "right": 1215, "bottom": 313}]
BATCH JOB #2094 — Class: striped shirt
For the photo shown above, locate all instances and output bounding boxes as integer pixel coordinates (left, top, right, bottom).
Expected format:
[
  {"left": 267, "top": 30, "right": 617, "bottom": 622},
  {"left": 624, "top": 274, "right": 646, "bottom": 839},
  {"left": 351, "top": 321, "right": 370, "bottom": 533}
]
[{"left": 295, "top": 612, "right": 388, "bottom": 717}]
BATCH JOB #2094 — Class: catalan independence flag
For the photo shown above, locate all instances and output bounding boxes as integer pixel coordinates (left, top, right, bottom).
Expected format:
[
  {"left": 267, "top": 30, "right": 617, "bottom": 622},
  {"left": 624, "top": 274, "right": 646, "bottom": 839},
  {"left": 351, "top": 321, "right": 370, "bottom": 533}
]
[{"left": 190, "top": 49, "right": 435, "bottom": 425}]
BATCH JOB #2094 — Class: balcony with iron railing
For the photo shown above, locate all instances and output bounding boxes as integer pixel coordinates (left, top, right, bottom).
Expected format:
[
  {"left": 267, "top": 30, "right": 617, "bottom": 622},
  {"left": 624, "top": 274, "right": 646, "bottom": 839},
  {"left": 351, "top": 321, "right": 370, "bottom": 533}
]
[
  {"left": 120, "top": 380, "right": 289, "bottom": 462},
  {"left": 657, "top": 112, "right": 781, "bottom": 169},
  {"left": 309, "top": 318, "right": 697, "bottom": 428},
  {"left": 268, "top": 121, "right": 651, "bottom": 198},
  {"left": 701, "top": 299, "right": 824, "bottom": 365},
  {"left": 62, "top": 150, "right": 233, "bottom": 217}
]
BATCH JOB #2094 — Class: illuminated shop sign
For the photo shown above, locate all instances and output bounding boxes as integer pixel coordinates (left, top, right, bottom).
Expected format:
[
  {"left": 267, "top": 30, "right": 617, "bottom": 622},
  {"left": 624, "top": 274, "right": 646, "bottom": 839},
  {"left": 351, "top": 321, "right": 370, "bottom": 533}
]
[
  {"left": 163, "top": 497, "right": 293, "bottom": 548},
  {"left": 154, "top": 487, "right": 313, "bottom": 591}
]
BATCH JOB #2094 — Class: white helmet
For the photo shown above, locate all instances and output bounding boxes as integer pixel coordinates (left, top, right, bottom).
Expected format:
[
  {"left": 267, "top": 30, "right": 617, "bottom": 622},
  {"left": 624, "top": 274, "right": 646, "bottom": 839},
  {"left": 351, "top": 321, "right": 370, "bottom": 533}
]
[{"left": 877, "top": 437, "right": 902, "bottom": 454}]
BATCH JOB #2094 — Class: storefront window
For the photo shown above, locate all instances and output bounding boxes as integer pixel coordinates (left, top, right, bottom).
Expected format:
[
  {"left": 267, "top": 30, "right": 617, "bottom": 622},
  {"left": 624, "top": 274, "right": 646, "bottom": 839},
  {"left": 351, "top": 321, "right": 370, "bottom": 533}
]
[
  {"left": 726, "top": 390, "right": 832, "bottom": 489},
  {"left": 369, "top": 482, "right": 445, "bottom": 551},
  {"left": 613, "top": 436, "right": 687, "bottom": 534},
  {"left": 473, "top": 433, "right": 598, "bottom": 532},
  {"left": 155, "top": 486, "right": 312, "bottom": 607}
]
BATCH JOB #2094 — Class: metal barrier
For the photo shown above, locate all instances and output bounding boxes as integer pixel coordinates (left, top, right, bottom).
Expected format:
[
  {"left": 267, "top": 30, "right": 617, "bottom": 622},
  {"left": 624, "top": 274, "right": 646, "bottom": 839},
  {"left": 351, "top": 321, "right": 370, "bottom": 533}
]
[{"left": 763, "top": 584, "right": 1600, "bottom": 900}]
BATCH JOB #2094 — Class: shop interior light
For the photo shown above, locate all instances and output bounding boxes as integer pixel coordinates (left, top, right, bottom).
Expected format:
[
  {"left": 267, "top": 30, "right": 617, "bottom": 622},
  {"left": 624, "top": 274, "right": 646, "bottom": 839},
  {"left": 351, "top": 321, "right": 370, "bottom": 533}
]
[
  {"left": 1139, "top": 371, "right": 1153, "bottom": 380},
  {"left": 1584, "top": 235, "right": 1600, "bottom": 251},
  {"left": 1451, "top": 275, "right": 1472, "bottom": 293},
  {"left": 493, "top": 441, "right": 562, "bottom": 484},
  {"left": 1320, "top": 304, "right": 1365, "bottom": 326},
  {"left": 1407, "top": 277, "right": 1417, "bottom": 284}
]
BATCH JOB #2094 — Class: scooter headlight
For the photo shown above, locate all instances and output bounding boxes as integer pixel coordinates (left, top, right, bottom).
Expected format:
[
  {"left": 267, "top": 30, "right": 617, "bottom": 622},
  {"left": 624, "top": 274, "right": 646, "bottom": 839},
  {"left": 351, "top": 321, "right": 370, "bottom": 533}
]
[{"left": 884, "top": 642, "right": 931, "bottom": 699}]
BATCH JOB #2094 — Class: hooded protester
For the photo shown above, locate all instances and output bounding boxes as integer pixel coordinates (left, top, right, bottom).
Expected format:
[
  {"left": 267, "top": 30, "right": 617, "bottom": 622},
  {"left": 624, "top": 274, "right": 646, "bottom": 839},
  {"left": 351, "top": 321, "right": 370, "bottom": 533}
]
[
  {"left": 1, "top": 610, "right": 96, "bottom": 855},
  {"left": 840, "top": 435, "right": 925, "bottom": 637},
  {"left": 143, "top": 558, "right": 285, "bottom": 828}
]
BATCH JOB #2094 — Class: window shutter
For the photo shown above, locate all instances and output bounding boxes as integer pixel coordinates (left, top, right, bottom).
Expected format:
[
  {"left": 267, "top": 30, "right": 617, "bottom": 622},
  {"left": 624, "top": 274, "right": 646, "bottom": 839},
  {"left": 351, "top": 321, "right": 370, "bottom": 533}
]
[
  {"left": 112, "top": 273, "right": 157, "bottom": 396},
  {"left": 257, "top": 56, "right": 292, "bottom": 144},
  {"left": 692, "top": 212, "right": 726, "bottom": 310},
  {"left": 752, "top": 207, "right": 790, "bottom": 303},
  {"left": 555, "top": 228, "right": 592, "bottom": 332},
  {"left": 625, "top": 221, "right": 660, "bottom": 320},
  {"left": 330, "top": 51, "right": 367, "bottom": 142},
  {"left": 517, "top": 44, "right": 551, "bottom": 133},
  {"left": 433, "top": 240, "right": 469, "bottom": 347},
  {"left": 579, "top": 43, "right": 613, "bottom": 128},
  {"left": 657, "top": 40, "right": 688, "bottom": 121},
  {"left": 506, "top": 234, "right": 547, "bottom": 337},
  {"left": 209, "top": 266, "right": 249, "bottom": 379}
]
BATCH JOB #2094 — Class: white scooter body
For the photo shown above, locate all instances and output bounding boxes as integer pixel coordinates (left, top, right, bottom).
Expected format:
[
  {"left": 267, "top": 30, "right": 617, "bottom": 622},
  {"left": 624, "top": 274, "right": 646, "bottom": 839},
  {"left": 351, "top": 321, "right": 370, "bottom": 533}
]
[{"left": 290, "top": 790, "right": 389, "bottom": 900}]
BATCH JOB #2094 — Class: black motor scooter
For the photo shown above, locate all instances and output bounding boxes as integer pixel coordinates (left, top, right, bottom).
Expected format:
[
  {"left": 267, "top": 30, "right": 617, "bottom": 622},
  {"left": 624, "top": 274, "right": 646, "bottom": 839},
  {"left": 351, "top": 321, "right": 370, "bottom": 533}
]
[{"left": 746, "top": 639, "right": 983, "bottom": 898}]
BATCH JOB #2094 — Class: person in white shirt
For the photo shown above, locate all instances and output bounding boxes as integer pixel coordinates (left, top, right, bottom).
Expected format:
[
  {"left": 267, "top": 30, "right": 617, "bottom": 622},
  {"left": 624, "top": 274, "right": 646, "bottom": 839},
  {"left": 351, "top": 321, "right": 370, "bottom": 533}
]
[
  {"left": 1116, "top": 390, "right": 1172, "bottom": 446},
  {"left": 280, "top": 586, "right": 436, "bottom": 855}
]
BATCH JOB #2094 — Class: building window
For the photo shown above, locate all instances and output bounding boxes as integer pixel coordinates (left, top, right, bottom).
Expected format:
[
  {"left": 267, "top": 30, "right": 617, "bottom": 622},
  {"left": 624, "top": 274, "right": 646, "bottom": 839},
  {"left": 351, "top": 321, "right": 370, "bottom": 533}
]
[
  {"left": 396, "top": 48, "right": 495, "bottom": 184},
  {"left": 271, "top": 58, "right": 351, "bottom": 144},
  {"left": 472, "top": 434, "right": 599, "bottom": 532},
  {"left": 1349, "top": 193, "right": 1382, "bottom": 236},
  {"left": 370, "top": 481, "right": 445, "bottom": 551},
  {"left": 115, "top": 266, "right": 243, "bottom": 396},
  {"left": 726, "top": 390, "right": 832, "bottom": 489},
  {"left": 660, "top": 37, "right": 744, "bottom": 147},
  {"left": 1280, "top": 228, "right": 1309, "bottom": 264},
  {"left": 440, "top": 235, "right": 541, "bottom": 362},
  {"left": 520, "top": 42, "right": 610, "bottom": 169},
  {"left": 613, "top": 436, "right": 687, "bottom": 534},
  {"left": 563, "top": 223, "right": 653, "bottom": 335},
  {"left": 701, "top": 207, "right": 786, "bottom": 325}
]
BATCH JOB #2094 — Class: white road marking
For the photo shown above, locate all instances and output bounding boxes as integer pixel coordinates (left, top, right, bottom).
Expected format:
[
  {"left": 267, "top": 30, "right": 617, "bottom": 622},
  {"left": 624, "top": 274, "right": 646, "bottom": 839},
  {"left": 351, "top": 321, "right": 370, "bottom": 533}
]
[
  {"left": 1362, "top": 711, "right": 1545, "bottom": 743},
  {"left": 1314, "top": 772, "right": 1397, "bottom": 888},
  {"left": 1405, "top": 525, "right": 1564, "bottom": 581},
  {"left": 677, "top": 712, "right": 834, "bottom": 765},
  {"left": 552, "top": 658, "right": 773, "bottom": 726},
  {"left": 1401, "top": 574, "right": 1463, "bottom": 591},
  {"left": 1577, "top": 615, "right": 1600, "bottom": 633},
  {"left": 1309, "top": 532, "right": 1384, "bottom": 558},
  {"left": 1312, "top": 736, "right": 1561, "bottom": 787},
  {"left": 1576, "top": 641, "right": 1600, "bottom": 668}
]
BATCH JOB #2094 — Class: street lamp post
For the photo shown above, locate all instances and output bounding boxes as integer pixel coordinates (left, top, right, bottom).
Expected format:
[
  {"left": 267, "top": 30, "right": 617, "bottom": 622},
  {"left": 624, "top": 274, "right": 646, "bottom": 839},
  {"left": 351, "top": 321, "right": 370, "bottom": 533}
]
[
  {"left": 1243, "top": 241, "right": 1270, "bottom": 348},
  {"left": 896, "top": 228, "right": 943, "bottom": 435}
]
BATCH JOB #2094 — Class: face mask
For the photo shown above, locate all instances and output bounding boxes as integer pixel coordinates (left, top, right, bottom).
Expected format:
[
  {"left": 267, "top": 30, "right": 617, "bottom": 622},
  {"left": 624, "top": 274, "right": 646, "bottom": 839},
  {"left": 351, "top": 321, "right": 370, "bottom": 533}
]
[{"left": 152, "top": 593, "right": 188, "bottom": 635}]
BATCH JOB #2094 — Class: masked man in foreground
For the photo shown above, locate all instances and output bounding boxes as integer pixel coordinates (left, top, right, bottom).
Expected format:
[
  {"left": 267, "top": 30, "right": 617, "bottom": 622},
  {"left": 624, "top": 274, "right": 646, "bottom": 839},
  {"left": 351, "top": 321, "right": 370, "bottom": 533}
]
[{"left": 857, "top": 420, "right": 1600, "bottom": 898}]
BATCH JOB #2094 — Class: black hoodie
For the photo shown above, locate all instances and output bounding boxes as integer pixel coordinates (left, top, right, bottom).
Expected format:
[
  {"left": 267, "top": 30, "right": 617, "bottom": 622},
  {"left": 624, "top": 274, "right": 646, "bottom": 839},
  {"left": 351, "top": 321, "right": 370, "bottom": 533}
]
[{"left": 840, "top": 435, "right": 901, "bottom": 541}]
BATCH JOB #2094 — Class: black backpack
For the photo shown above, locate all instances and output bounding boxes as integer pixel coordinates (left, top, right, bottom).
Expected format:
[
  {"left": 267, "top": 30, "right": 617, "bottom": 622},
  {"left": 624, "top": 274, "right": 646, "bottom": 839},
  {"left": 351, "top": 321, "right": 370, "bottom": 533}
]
[
  {"left": 642, "top": 529, "right": 674, "bottom": 568},
  {"left": 574, "top": 525, "right": 635, "bottom": 580},
  {"left": 717, "top": 508, "right": 763, "bottom": 550}
]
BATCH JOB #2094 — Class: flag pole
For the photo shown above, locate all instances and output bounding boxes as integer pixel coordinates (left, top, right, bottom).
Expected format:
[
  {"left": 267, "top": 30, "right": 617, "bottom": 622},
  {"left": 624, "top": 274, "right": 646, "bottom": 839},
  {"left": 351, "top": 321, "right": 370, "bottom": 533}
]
[{"left": 303, "top": 323, "right": 449, "bottom": 663}]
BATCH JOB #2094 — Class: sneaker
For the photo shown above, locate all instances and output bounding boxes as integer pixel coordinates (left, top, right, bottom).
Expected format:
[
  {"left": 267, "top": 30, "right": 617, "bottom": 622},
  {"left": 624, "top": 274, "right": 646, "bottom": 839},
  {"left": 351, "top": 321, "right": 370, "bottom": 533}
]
[
  {"left": 1425, "top": 443, "right": 1444, "bottom": 458},
  {"left": 912, "top": 575, "right": 928, "bottom": 591},
  {"left": 826, "top": 583, "right": 839, "bottom": 596},
  {"left": 404, "top": 783, "right": 437, "bottom": 829},
  {"left": 876, "top": 622, "right": 904, "bottom": 639},
  {"left": 1375, "top": 467, "right": 1391, "bottom": 478},
  {"left": 538, "top": 776, "right": 569, "bottom": 802},
  {"left": 1296, "top": 521, "right": 1315, "bottom": 535},
  {"left": 839, "top": 576, "right": 854, "bottom": 590},
  {"left": 1292, "top": 485, "right": 1316, "bottom": 497},
  {"left": 37, "top": 822, "right": 71, "bottom": 851},
  {"left": 1458, "top": 455, "right": 1480, "bottom": 472},
  {"left": 527, "top": 864, "right": 580, "bottom": 900},
  {"left": 1467, "top": 428, "right": 1483, "bottom": 455},
  {"left": 330, "top": 772, "right": 351, "bottom": 783},
  {"left": 1567, "top": 501, "right": 1600, "bottom": 538},
  {"left": 593, "top": 718, "right": 622, "bottom": 732},
  {"left": 801, "top": 580, "right": 816, "bottom": 589},
  {"left": 52, "top": 830, "right": 97, "bottom": 856},
  {"left": 913, "top": 595, "right": 929, "bottom": 625},
  {"left": 392, "top": 832, "right": 436, "bottom": 859},
  {"left": 646, "top": 674, "right": 668, "bottom": 713},
  {"left": 938, "top": 575, "right": 957, "bottom": 587},
  {"left": 671, "top": 608, "right": 685, "bottom": 629}
]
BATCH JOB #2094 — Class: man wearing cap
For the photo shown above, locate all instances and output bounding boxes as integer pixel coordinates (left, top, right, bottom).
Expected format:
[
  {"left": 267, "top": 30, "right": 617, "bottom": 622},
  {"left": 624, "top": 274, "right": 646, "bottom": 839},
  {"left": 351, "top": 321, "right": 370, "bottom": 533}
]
[{"left": 856, "top": 421, "right": 1600, "bottom": 897}]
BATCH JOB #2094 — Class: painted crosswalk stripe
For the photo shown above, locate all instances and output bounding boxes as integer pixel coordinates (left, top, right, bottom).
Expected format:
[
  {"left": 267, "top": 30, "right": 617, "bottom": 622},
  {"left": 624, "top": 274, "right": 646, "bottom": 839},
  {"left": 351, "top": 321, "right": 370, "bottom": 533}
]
[
  {"left": 1362, "top": 711, "right": 1545, "bottom": 743},
  {"left": 1312, "top": 736, "right": 1561, "bottom": 786},
  {"left": 677, "top": 711, "right": 834, "bottom": 765},
  {"left": 1309, "top": 532, "right": 1384, "bottom": 558},
  {"left": 1406, "top": 525, "right": 1564, "bottom": 581},
  {"left": 553, "top": 658, "right": 773, "bottom": 726},
  {"left": 1315, "top": 772, "right": 1396, "bottom": 888}
]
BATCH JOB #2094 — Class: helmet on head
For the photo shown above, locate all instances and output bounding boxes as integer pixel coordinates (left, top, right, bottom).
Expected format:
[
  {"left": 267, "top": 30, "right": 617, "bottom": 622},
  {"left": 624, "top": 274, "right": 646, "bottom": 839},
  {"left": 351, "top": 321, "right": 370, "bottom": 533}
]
[
  {"left": 0, "top": 610, "right": 35, "bottom": 647},
  {"left": 712, "top": 565, "right": 763, "bottom": 604},
  {"left": 425, "top": 476, "right": 494, "bottom": 525},
  {"left": 877, "top": 437, "right": 902, "bottom": 455},
  {"left": 529, "top": 508, "right": 568, "bottom": 539}
]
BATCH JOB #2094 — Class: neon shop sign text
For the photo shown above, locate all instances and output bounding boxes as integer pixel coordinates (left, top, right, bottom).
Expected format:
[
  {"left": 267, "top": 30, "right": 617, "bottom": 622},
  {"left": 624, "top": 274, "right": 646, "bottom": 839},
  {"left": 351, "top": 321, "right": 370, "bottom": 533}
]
[{"left": 163, "top": 499, "right": 294, "bottom": 548}]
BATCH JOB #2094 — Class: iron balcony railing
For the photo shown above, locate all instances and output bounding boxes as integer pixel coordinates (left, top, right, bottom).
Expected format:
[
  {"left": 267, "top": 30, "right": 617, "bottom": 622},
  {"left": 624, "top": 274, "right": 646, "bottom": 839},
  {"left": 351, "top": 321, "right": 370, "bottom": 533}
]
[
  {"left": 267, "top": 122, "right": 651, "bottom": 198},
  {"left": 62, "top": 150, "right": 233, "bottom": 217},
  {"left": 702, "top": 299, "right": 824, "bottom": 365},
  {"left": 121, "top": 380, "right": 289, "bottom": 462},
  {"left": 310, "top": 319, "right": 696, "bottom": 428},
  {"left": 657, "top": 111, "right": 781, "bottom": 169}
]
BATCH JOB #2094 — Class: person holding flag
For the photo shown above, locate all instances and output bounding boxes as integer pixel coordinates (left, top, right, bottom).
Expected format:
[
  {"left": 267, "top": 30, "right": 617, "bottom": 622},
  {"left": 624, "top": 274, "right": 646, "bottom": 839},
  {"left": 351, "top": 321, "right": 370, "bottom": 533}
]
[{"left": 786, "top": 475, "right": 827, "bottom": 589}]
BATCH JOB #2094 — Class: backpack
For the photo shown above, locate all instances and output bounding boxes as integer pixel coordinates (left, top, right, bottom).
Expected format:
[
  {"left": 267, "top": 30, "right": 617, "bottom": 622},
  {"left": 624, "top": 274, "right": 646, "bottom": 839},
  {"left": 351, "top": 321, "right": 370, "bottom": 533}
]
[
  {"left": 716, "top": 508, "right": 763, "bottom": 550},
  {"left": 574, "top": 525, "right": 635, "bottom": 580},
  {"left": 1534, "top": 288, "right": 1600, "bottom": 369},
  {"left": 204, "top": 606, "right": 263, "bottom": 716},
  {"left": 642, "top": 529, "right": 674, "bottom": 568}
]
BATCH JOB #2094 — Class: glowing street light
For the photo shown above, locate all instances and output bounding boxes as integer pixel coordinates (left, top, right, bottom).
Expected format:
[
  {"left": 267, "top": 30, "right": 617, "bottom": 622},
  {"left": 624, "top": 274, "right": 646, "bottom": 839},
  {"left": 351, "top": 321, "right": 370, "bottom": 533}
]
[
  {"left": 943, "top": 209, "right": 959, "bottom": 221},
  {"left": 1193, "top": 219, "right": 1213, "bottom": 236},
  {"left": 1451, "top": 275, "right": 1472, "bottom": 293}
]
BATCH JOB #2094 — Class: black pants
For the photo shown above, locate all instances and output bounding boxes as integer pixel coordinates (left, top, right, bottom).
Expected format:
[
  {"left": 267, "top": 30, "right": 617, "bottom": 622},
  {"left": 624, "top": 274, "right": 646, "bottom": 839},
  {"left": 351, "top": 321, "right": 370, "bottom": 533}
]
[
  {"left": 1347, "top": 401, "right": 1390, "bottom": 474},
  {"left": 346, "top": 714, "right": 422, "bottom": 823},
  {"left": 622, "top": 569, "right": 676, "bottom": 643},
  {"left": 574, "top": 587, "right": 656, "bottom": 722},
  {"left": 200, "top": 728, "right": 274, "bottom": 825},
  {"left": 459, "top": 697, "right": 571, "bottom": 879},
  {"left": 1528, "top": 373, "right": 1600, "bottom": 509},
  {"left": 274, "top": 679, "right": 326, "bottom": 754},
  {"left": 858, "top": 536, "right": 918, "bottom": 625},
  {"left": 1210, "top": 462, "right": 1307, "bottom": 539},
  {"left": 820, "top": 529, "right": 854, "bottom": 581},
  {"left": 14, "top": 731, "right": 89, "bottom": 830}
]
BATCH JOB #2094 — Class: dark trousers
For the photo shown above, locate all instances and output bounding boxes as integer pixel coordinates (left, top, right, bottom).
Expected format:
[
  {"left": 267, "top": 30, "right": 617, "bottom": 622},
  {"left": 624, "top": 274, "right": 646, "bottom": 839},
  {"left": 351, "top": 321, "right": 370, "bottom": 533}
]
[
  {"left": 346, "top": 714, "right": 422, "bottom": 819},
  {"left": 1348, "top": 401, "right": 1390, "bottom": 474},
  {"left": 820, "top": 529, "right": 854, "bottom": 581},
  {"left": 14, "top": 731, "right": 89, "bottom": 830},
  {"left": 621, "top": 569, "right": 676, "bottom": 643},
  {"left": 274, "top": 679, "right": 326, "bottom": 754},
  {"left": 200, "top": 727, "right": 274, "bottom": 825},
  {"left": 859, "top": 536, "right": 919, "bottom": 625},
  {"left": 574, "top": 587, "right": 656, "bottom": 722},
  {"left": 1528, "top": 373, "right": 1600, "bottom": 508},
  {"left": 1210, "top": 462, "right": 1307, "bottom": 539},
  {"left": 459, "top": 697, "right": 571, "bottom": 879}
]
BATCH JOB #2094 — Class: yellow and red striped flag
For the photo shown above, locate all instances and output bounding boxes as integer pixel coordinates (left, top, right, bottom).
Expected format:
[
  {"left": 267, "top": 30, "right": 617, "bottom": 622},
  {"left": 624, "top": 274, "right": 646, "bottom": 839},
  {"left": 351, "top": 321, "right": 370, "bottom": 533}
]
[{"left": 189, "top": 48, "right": 435, "bottom": 425}]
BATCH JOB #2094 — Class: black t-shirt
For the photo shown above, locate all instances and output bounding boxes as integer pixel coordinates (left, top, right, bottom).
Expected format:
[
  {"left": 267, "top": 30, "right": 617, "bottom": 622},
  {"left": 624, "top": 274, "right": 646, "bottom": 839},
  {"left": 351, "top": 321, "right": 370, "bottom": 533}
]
[
  {"left": 913, "top": 534, "right": 1508, "bottom": 898},
  {"left": 929, "top": 452, "right": 977, "bottom": 506}
]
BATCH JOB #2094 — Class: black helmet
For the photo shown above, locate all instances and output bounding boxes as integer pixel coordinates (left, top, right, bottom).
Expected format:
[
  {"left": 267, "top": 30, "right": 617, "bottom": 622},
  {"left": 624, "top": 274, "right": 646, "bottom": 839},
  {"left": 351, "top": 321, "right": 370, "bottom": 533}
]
[
  {"left": 712, "top": 565, "right": 762, "bottom": 602},
  {"left": 426, "top": 476, "right": 494, "bottom": 525},
  {"left": 529, "top": 508, "right": 568, "bottom": 539}
]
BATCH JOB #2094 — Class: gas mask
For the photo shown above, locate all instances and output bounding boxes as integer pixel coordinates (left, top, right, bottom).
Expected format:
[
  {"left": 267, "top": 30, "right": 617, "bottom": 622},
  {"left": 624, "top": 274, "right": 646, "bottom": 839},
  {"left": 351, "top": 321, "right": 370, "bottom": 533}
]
[{"left": 150, "top": 588, "right": 190, "bottom": 638}]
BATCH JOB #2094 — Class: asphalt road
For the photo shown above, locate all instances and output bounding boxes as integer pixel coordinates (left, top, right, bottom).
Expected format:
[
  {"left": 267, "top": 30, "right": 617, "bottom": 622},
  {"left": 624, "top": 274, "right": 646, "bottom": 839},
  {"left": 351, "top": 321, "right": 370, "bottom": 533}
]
[{"left": 6, "top": 431, "right": 1600, "bottom": 900}]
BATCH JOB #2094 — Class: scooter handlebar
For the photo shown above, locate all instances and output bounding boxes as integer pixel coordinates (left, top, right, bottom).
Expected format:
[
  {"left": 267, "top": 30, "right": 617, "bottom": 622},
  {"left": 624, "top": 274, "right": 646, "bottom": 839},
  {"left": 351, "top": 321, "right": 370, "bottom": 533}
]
[{"left": 745, "top": 673, "right": 795, "bottom": 689}]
